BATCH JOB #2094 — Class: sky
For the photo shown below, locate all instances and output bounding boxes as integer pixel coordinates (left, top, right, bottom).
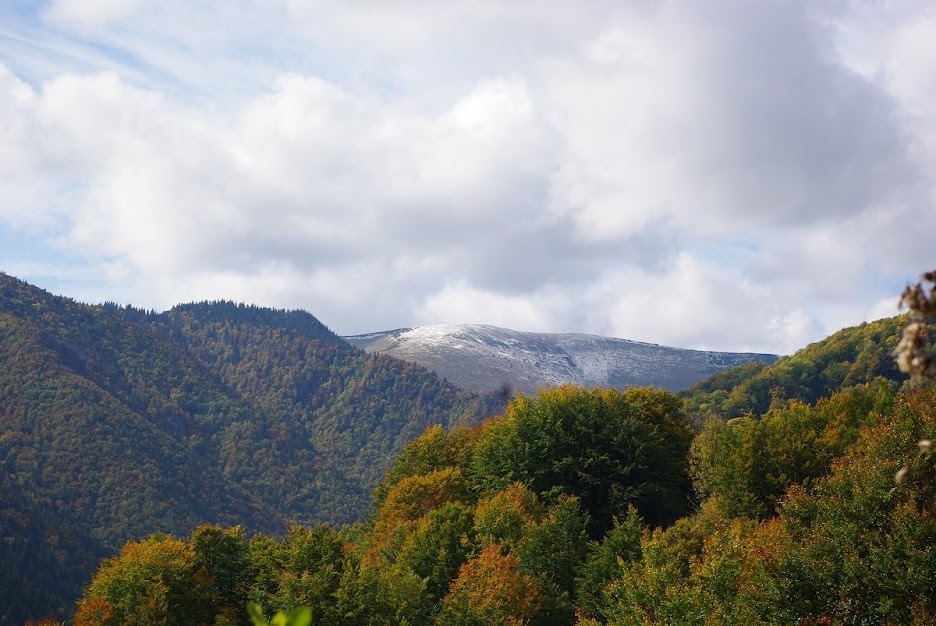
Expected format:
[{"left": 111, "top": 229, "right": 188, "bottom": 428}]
[{"left": 0, "top": 0, "right": 934, "bottom": 355}]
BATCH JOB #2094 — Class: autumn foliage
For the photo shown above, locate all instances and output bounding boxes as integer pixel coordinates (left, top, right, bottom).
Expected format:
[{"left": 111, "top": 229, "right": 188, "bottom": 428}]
[
  {"left": 436, "top": 544, "right": 541, "bottom": 626},
  {"left": 64, "top": 315, "right": 936, "bottom": 625}
]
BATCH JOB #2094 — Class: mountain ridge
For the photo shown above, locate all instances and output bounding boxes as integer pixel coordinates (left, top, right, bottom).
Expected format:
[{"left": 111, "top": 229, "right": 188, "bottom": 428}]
[{"left": 345, "top": 323, "right": 779, "bottom": 395}]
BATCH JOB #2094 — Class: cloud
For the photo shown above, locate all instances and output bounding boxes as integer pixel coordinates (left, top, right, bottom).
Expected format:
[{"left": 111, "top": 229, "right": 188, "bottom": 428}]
[
  {"left": 43, "top": 0, "right": 145, "bottom": 30},
  {"left": 542, "top": 2, "right": 915, "bottom": 242},
  {"left": 583, "top": 252, "right": 825, "bottom": 354},
  {"left": 866, "top": 296, "right": 902, "bottom": 323},
  {"left": 1, "top": 65, "right": 566, "bottom": 302},
  {"left": 1, "top": 1, "right": 934, "bottom": 354},
  {"left": 417, "top": 281, "right": 562, "bottom": 333}
]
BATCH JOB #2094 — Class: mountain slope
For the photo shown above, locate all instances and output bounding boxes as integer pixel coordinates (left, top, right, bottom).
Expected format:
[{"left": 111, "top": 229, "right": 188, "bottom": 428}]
[
  {"left": 142, "top": 302, "right": 502, "bottom": 519},
  {"left": 0, "top": 278, "right": 285, "bottom": 622},
  {"left": 679, "top": 315, "right": 908, "bottom": 423},
  {"left": 345, "top": 324, "right": 778, "bottom": 395},
  {"left": 0, "top": 273, "right": 501, "bottom": 624}
]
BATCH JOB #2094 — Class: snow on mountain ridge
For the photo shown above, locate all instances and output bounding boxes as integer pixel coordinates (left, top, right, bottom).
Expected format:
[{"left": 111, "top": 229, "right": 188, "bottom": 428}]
[{"left": 344, "top": 324, "right": 778, "bottom": 395}]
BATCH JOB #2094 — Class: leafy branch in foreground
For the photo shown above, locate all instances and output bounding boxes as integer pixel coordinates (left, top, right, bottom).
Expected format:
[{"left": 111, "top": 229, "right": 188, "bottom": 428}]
[{"left": 247, "top": 603, "right": 312, "bottom": 626}]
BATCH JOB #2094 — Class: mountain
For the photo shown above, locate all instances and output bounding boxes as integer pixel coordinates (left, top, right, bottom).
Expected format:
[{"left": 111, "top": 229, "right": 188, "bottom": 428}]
[
  {"left": 2, "top": 267, "right": 909, "bottom": 624},
  {"left": 0, "top": 272, "right": 501, "bottom": 624},
  {"left": 344, "top": 324, "right": 778, "bottom": 395},
  {"left": 679, "top": 315, "right": 908, "bottom": 423}
]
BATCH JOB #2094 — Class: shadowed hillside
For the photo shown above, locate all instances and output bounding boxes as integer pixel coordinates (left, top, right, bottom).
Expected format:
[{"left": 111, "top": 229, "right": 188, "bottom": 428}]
[{"left": 0, "top": 272, "right": 501, "bottom": 624}]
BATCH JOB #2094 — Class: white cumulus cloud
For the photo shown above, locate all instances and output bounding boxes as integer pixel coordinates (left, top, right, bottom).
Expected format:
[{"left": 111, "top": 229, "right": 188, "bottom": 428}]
[{"left": 0, "top": 0, "right": 933, "bottom": 354}]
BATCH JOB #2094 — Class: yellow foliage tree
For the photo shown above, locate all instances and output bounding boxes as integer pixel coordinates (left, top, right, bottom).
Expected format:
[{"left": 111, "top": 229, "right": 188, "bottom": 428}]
[
  {"left": 73, "top": 534, "right": 213, "bottom": 626},
  {"left": 436, "top": 543, "right": 541, "bottom": 626}
]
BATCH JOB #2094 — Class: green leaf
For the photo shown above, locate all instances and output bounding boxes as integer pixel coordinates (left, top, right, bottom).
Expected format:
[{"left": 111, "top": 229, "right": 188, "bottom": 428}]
[
  {"left": 287, "top": 607, "right": 313, "bottom": 626},
  {"left": 246, "top": 602, "right": 268, "bottom": 626},
  {"left": 249, "top": 605, "right": 312, "bottom": 626}
]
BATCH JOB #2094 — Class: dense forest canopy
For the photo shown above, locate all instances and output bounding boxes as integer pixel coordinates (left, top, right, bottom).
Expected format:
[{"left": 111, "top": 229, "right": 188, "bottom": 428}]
[
  {"left": 72, "top": 382, "right": 936, "bottom": 626},
  {"left": 4, "top": 270, "right": 935, "bottom": 625},
  {"left": 74, "top": 386, "right": 696, "bottom": 626},
  {"left": 0, "top": 273, "right": 502, "bottom": 624}
]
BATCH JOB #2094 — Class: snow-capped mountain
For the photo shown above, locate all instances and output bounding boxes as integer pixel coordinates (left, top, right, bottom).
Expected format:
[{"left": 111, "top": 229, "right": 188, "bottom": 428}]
[{"left": 344, "top": 324, "right": 778, "bottom": 395}]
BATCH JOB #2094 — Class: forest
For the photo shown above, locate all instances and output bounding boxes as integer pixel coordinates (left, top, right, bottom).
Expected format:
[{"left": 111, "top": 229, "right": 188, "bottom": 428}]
[
  {"left": 3, "top": 270, "right": 936, "bottom": 625},
  {"left": 71, "top": 381, "right": 936, "bottom": 625},
  {"left": 0, "top": 273, "right": 503, "bottom": 624}
]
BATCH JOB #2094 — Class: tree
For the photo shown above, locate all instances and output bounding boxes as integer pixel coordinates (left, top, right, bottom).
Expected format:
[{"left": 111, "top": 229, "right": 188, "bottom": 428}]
[
  {"left": 367, "top": 466, "right": 473, "bottom": 570},
  {"left": 192, "top": 525, "right": 251, "bottom": 623},
  {"left": 394, "top": 501, "right": 476, "bottom": 601},
  {"left": 436, "top": 544, "right": 541, "bottom": 626},
  {"left": 74, "top": 534, "right": 213, "bottom": 626},
  {"left": 473, "top": 482, "right": 543, "bottom": 551},
  {"left": 516, "top": 495, "right": 589, "bottom": 625},
  {"left": 690, "top": 383, "right": 896, "bottom": 520},
  {"left": 332, "top": 561, "right": 431, "bottom": 626},
  {"left": 575, "top": 506, "right": 644, "bottom": 620},
  {"left": 373, "top": 425, "right": 481, "bottom": 509},
  {"left": 471, "top": 385, "right": 693, "bottom": 536},
  {"left": 272, "top": 525, "right": 346, "bottom": 623}
]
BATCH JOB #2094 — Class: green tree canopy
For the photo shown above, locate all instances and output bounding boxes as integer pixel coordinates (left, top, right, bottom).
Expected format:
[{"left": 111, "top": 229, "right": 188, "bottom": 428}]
[{"left": 471, "top": 385, "right": 693, "bottom": 536}]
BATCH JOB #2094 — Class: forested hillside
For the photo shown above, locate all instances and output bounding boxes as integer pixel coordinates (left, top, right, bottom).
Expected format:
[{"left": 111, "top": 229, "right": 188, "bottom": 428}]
[
  {"left": 69, "top": 297, "right": 936, "bottom": 625},
  {"left": 74, "top": 385, "right": 697, "bottom": 626},
  {"left": 149, "top": 303, "right": 496, "bottom": 505},
  {"left": 4, "top": 269, "right": 932, "bottom": 625},
  {"left": 73, "top": 382, "right": 936, "bottom": 626},
  {"left": 680, "top": 315, "right": 906, "bottom": 425},
  {"left": 0, "top": 273, "right": 501, "bottom": 624}
]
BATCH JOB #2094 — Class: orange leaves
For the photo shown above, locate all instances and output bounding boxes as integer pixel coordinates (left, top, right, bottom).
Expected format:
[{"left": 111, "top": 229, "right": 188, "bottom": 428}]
[
  {"left": 437, "top": 544, "right": 541, "bottom": 626},
  {"left": 367, "top": 467, "right": 472, "bottom": 568},
  {"left": 72, "top": 596, "right": 113, "bottom": 626}
]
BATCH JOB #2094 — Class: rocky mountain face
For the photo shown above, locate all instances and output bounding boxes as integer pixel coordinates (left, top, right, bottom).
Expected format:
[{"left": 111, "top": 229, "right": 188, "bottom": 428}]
[{"left": 344, "top": 324, "right": 779, "bottom": 395}]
